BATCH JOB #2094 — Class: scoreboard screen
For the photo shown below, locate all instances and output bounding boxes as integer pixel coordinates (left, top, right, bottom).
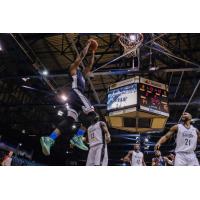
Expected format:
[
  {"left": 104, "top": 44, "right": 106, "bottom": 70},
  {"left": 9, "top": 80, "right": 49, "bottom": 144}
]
[
  {"left": 139, "top": 83, "right": 169, "bottom": 116},
  {"left": 107, "top": 84, "right": 137, "bottom": 111}
]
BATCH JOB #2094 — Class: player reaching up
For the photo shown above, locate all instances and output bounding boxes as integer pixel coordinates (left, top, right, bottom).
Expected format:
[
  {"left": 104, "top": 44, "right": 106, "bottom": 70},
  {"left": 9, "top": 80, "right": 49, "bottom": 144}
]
[{"left": 40, "top": 39, "right": 99, "bottom": 155}]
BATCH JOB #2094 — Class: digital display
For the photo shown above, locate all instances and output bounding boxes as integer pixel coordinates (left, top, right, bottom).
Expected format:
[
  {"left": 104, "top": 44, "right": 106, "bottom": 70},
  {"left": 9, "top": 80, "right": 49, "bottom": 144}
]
[
  {"left": 107, "top": 84, "right": 137, "bottom": 111},
  {"left": 139, "top": 83, "right": 169, "bottom": 116}
]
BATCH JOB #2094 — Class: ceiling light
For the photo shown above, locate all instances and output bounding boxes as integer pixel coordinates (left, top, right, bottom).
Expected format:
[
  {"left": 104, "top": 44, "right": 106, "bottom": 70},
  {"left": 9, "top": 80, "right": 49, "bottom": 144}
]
[
  {"left": 72, "top": 125, "right": 76, "bottom": 129},
  {"left": 144, "top": 145, "right": 150, "bottom": 150},
  {"left": 22, "top": 77, "right": 30, "bottom": 82},
  {"left": 149, "top": 66, "right": 157, "bottom": 71},
  {"left": 57, "top": 110, "right": 64, "bottom": 116},
  {"left": 129, "top": 34, "right": 137, "bottom": 41},
  {"left": 65, "top": 103, "right": 69, "bottom": 109},
  {"left": 41, "top": 70, "right": 49, "bottom": 76},
  {"left": 60, "top": 94, "right": 67, "bottom": 101}
]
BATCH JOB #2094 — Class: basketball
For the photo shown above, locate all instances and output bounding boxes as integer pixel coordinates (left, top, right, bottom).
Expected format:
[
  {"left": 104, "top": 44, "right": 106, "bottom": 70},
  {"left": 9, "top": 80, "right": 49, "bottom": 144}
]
[{"left": 89, "top": 39, "right": 98, "bottom": 52}]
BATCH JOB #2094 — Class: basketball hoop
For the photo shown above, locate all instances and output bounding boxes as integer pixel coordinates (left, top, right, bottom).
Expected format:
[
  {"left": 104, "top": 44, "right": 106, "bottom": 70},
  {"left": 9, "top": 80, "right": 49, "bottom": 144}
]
[{"left": 118, "top": 33, "right": 144, "bottom": 58}]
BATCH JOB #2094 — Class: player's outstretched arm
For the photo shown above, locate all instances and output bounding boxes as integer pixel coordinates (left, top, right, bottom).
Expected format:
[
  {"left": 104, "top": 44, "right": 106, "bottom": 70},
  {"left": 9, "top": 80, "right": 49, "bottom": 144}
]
[
  {"left": 69, "top": 40, "right": 91, "bottom": 76},
  {"left": 84, "top": 50, "right": 95, "bottom": 75},
  {"left": 155, "top": 125, "right": 178, "bottom": 150}
]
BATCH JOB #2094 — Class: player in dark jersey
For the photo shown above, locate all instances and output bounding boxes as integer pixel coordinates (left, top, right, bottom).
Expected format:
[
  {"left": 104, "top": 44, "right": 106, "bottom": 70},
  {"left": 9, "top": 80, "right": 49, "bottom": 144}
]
[{"left": 40, "top": 39, "right": 98, "bottom": 156}]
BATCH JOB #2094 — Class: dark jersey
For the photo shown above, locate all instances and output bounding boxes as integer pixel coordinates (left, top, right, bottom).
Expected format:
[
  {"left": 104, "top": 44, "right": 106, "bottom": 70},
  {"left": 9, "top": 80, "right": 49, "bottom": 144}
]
[
  {"left": 70, "top": 69, "right": 86, "bottom": 93},
  {"left": 67, "top": 68, "right": 92, "bottom": 117}
]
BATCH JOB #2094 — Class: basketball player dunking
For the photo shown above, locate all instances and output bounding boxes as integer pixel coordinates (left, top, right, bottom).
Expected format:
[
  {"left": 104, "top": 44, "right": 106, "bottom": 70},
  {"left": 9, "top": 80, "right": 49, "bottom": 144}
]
[
  {"left": 155, "top": 112, "right": 200, "bottom": 166},
  {"left": 86, "top": 116, "right": 111, "bottom": 166},
  {"left": 40, "top": 39, "right": 98, "bottom": 155},
  {"left": 122, "top": 144, "right": 146, "bottom": 166}
]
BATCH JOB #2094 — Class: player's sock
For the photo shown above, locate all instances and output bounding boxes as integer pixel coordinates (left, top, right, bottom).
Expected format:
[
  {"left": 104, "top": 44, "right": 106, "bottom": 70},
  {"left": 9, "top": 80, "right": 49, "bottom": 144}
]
[
  {"left": 75, "top": 129, "right": 85, "bottom": 137},
  {"left": 49, "top": 131, "right": 59, "bottom": 141}
]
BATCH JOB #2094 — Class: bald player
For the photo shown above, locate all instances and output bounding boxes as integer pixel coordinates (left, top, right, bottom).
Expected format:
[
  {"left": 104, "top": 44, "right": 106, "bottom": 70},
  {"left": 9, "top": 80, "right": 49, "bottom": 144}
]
[
  {"left": 155, "top": 112, "right": 200, "bottom": 166},
  {"left": 122, "top": 144, "right": 146, "bottom": 166}
]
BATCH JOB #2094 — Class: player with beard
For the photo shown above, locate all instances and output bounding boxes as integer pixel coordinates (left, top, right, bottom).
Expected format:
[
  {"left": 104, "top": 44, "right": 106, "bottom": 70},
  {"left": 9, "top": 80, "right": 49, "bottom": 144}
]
[{"left": 155, "top": 112, "right": 200, "bottom": 166}]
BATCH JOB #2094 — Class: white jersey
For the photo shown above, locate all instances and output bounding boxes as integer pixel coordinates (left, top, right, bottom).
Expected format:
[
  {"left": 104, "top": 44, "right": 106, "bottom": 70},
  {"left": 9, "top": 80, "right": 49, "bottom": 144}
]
[
  {"left": 175, "top": 124, "right": 198, "bottom": 153},
  {"left": 131, "top": 151, "right": 144, "bottom": 166},
  {"left": 88, "top": 121, "right": 104, "bottom": 147}
]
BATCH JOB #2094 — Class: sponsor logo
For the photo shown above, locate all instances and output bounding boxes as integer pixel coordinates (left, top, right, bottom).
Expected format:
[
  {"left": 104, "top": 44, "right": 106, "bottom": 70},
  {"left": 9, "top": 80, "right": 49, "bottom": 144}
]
[{"left": 145, "top": 79, "right": 162, "bottom": 88}]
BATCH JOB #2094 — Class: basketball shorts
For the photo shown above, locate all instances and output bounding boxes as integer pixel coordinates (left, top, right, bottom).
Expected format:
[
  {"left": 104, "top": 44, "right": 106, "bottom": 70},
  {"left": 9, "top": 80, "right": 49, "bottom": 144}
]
[
  {"left": 67, "top": 89, "right": 93, "bottom": 121},
  {"left": 86, "top": 144, "right": 108, "bottom": 166},
  {"left": 175, "top": 152, "right": 199, "bottom": 166}
]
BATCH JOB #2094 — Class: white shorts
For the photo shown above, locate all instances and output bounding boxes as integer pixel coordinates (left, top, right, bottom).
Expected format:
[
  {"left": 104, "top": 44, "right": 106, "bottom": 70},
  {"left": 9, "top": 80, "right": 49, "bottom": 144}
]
[
  {"left": 86, "top": 144, "right": 108, "bottom": 166},
  {"left": 175, "top": 152, "right": 199, "bottom": 166}
]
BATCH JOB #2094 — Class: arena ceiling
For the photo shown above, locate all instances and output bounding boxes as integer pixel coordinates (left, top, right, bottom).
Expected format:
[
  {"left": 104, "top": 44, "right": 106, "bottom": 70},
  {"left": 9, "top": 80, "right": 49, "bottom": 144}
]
[{"left": 0, "top": 33, "right": 200, "bottom": 165}]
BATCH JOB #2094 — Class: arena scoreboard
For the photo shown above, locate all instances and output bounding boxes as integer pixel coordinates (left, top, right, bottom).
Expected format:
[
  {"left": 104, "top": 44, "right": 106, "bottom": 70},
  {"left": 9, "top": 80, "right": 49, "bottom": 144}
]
[
  {"left": 107, "top": 76, "right": 169, "bottom": 117},
  {"left": 107, "top": 76, "right": 169, "bottom": 132}
]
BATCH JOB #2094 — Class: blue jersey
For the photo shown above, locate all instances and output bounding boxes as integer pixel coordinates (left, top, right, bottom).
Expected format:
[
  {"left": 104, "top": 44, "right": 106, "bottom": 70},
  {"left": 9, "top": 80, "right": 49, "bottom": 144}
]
[
  {"left": 70, "top": 69, "right": 86, "bottom": 93},
  {"left": 152, "top": 156, "right": 166, "bottom": 166}
]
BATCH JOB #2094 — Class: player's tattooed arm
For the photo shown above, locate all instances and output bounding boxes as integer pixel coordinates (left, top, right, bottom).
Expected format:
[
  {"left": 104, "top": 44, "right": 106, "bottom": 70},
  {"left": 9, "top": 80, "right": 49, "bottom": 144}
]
[
  {"left": 69, "top": 40, "right": 91, "bottom": 75},
  {"left": 142, "top": 157, "right": 146, "bottom": 166},
  {"left": 196, "top": 129, "right": 200, "bottom": 143},
  {"left": 84, "top": 132, "right": 89, "bottom": 144},
  {"left": 155, "top": 125, "right": 178, "bottom": 150},
  {"left": 122, "top": 151, "right": 132, "bottom": 163},
  {"left": 100, "top": 121, "right": 111, "bottom": 143}
]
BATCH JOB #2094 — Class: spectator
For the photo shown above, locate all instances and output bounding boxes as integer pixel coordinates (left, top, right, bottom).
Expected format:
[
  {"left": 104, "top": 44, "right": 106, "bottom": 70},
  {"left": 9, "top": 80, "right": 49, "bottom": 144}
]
[
  {"left": 152, "top": 150, "right": 166, "bottom": 166},
  {"left": 163, "top": 153, "right": 175, "bottom": 166},
  {"left": 0, "top": 151, "right": 13, "bottom": 166}
]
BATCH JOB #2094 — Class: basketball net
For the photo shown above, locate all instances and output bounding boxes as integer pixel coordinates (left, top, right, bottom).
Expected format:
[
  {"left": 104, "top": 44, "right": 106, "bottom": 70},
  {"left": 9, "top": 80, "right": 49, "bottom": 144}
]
[{"left": 118, "top": 33, "right": 144, "bottom": 58}]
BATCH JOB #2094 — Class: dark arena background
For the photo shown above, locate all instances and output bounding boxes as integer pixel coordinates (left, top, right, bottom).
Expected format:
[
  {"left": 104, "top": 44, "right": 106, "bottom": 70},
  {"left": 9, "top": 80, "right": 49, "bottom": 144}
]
[{"left": 0, "top": 33, "right": 200, "bottom": 166}]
